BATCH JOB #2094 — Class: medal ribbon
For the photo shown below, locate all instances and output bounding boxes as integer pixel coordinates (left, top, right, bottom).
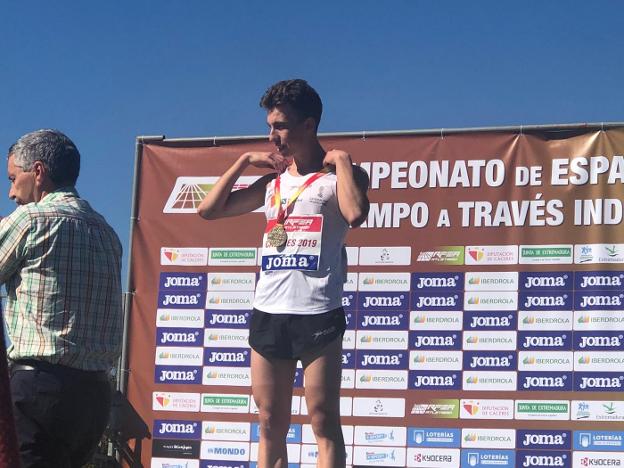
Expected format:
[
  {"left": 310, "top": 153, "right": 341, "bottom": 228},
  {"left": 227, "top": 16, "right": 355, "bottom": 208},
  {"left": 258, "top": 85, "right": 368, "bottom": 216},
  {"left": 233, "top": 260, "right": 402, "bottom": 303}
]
[{"left": 273, "top": 167, "right": 330, "bottom": 223}]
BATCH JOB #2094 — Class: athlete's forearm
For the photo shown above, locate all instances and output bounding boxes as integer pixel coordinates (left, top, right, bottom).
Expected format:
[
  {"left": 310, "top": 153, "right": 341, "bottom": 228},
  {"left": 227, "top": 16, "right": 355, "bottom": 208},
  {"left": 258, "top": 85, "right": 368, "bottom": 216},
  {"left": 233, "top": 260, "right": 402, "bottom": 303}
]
[
  {"left": 333, "top": 154, "right": 370, "bottom": 227},
  {"left": 197, "top": 153, "right": 251, "bottom": 219}
]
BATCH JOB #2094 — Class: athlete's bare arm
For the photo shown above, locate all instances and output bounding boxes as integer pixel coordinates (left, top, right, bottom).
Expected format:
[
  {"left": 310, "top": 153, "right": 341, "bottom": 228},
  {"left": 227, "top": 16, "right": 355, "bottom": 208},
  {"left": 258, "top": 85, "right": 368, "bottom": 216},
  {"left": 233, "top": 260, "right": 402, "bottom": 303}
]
[
  {"left": 197, "top": 151, "right": 288, "bottom": 219},
  {"left": 323, "top": 149, "right": 370, "bottom": 227}
]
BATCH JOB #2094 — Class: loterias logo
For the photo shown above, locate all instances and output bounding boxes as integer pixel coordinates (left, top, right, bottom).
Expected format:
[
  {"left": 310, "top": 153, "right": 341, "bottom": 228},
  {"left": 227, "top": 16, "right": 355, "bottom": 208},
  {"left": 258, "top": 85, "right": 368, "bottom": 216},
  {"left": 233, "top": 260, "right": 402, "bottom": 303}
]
[
  {"left": 518, "top": 451, "right": 570, "bottom": 468},
  {"left": 574, "top": 431, "right": 624, "bottom": 451},
  {"left": 461, "top": 449, "right": 514, "bottom": 468},
  {"left": 517, "top": 430, "right": 571, "bottom": 449},
  {"left": 408, "top": 428, "right": 460, "bottom": 448},
  {"left": 154, "top": 420, "right": 201, "bottom": 440}
]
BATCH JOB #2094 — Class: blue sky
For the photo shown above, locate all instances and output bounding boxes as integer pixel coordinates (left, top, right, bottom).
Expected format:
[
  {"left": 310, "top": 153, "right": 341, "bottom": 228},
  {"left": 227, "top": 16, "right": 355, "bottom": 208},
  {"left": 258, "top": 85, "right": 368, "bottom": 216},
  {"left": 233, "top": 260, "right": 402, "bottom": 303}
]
[{"left": 2, "top": 1, "right": 623, "bottom": 283}]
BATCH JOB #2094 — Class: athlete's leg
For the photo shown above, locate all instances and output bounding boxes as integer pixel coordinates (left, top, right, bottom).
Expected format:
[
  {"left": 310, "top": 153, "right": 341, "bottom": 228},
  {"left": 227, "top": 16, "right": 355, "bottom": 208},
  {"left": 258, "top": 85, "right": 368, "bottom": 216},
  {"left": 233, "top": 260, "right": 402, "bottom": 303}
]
[
  {"left": 251, "top": 349, "right": 297, "bottom": 468},
  {"left": 301, "top": 337, "right": 345, "bottom": 468}
]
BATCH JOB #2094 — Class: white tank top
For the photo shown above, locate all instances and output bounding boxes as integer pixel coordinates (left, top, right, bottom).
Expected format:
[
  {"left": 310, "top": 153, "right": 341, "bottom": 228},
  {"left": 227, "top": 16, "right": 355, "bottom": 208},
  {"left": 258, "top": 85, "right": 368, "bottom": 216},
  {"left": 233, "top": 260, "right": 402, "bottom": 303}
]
[{"left": 253, "top": 169, "right": 349, "bottom": 314}]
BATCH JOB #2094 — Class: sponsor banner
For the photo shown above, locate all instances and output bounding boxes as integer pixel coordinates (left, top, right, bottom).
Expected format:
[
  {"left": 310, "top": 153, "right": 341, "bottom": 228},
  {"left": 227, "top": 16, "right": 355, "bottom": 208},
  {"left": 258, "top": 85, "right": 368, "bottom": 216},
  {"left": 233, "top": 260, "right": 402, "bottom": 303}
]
[
  {"left": 262, "top": 253, "right": 319, "bottom": 272},
  {"left": 300, "top": 424, "right": 353, "bottom": 445},
  {"left": 358, "top": 272, "right": 411, "bottom": 291},
  {"left": 352, "top": 446, "right": 406, "bottom": 467},
  {"left": 464, "top": 311, "right": 517, "bottom": 331},
  {"left": 250, "top": 396, "right": 301, "bottom": 416},
  {"left": 356, "top": 350, "right": 408, "bottom": 370},
  {"left": 201, "top": 394, "right": 250, "bottom": 414},
  {"left": 208, "top": 248, "right": 257, "bottom": 266},
  {"left": 410, "top": 311, "right": 463, "bottom": 331},
  {"left": 517, "top": 450, "right": 570, "bottom": 468},
  {"left": 158, "top": 291, "right": 206, "bottom": 309},
  {"left": 465, "top": 245, "right": 518, "bottom": 265},
  {"left": 515, "top": 401, "right": 570, "bottom": 420},
  {"left": 299, "top": 444, "right": 350, "bottom": 465},
  {"left": 358, "top": 291, "right": 409, "bottom": 311},
  {"left": 518, "top": 331, "right": 572, "bottom": 350},
  {"left": 346, "top": 246, "right": 359, "bottom": 266},
  {"left": 519, "top": 244, "right": 574, "bottom": 264},
  {"left": 344, "top": 272, "right": 358, "bottom": 291},
  {"left": 353, "top": 425, "right": 407, "bottom": 446},
  {"left": 406, "top": 447, "right": 460, "bottom": 468},
  {"left": 574, "top": 372, "right": 624, "bottom": 392},
  {"left": 463, "top": 371, "right": 517, "bottom": 391},
  {"left": 412, "top": 291, "right": 463, "bottom": 311},
  {"left": 294, "top": 368, "right": 304, "bottom": 388},
  {"left": 574, "top": 310, "right": 624, "bottom": 331},
  {"left": 342, "top": 351, "right": 355, "bottom": 369},
  {"left": 410, "top": 350, "right": 463, "bottom": 371},
  {"left": 207, "top": 273, "right": 256, "bottom": 291},
  {"left": 156, "top": 347, "right": 204, "bottom": 366},
  {"left": 155, "top": 366, "right": 202, "bottom": 385},
  {"left": 518, "top": 310, "right": 573, "bottom": 331},
  {"left": 575, "top": 244, "right": 624, "bottom": 264},
  {"left": 574, "top": 332, "right": 624, "bottom": 351},
  {"left": 202, "top": 366, "right": 251, "bottom": 386},
  {"left": 152, "top": 458, "right": 200, "bottom": 468},
  {"left": 465, "top": 271, "right": 518, "bottom": 291},
  {"left": 160, "top": 272, "right": 206, "bottom": 291},
  {"left": 356, "top": 330, "right": 409, "bottom": 350},
  {"left": 407, "top": 427, "right": 461, "bottom": 448},
  {"left": 572, "top": 451, "right": 624, "bottom": 468},
  {"left": 157, "top": 328, "right": 204, "bottom": 347},
  {"left": 518, "top": 351, "right": 574, "bottom": 371},
  {"left": 157, "top": 309, "right": 204, "bottom": 328},
  {"left": 575, "top": 271, "right": 624, "bottom": 291},
  {"left": 518, "top": 372, "right": 573, "bottom": 391},
  {"left": 352, "top": 397, "right": 405, "bottom": 418},
  {"left": 574, "top": 431, "right": 624, "bottom": 451},
  {"left": 301, "top": 396, "right": 352, "bottom": 417},
  {"left": 410, "top": 331, "right": 462, "bottom": 350},
  {"left": 154, "top": 419, "right": 202, "bottom": 440},
  {"left": 153, "top": 392, "right": 201, "bottom": 412},
  {"left": 204, "top": 348, "right": 250, "bottom": 367},
  {"left": 342, "top": 330, "right": 355, "bottom": 350},
  {"left": 519, "top": 291, "right": 572, "bottom": 311},
  {"left": 357, "top": 310, "right": 408, "bottom": 330},
  {"left": 359, "top": 246, "right": 412, "bottom": 266},
  {"left": 355, "top": 370, "right": 409, "bottom": 390},
  {"left": 573, "top": 400, "right": 624, "bottom": 421},
  {"left": 460, "top": 399, "right": 515, "bottom": 420},
  {"left": 517, "top": 430, "right": 571, "bottom": 450},
  {"left": 202, "top": 463, "right": 249, "bottom": 468},
  {"left": 250, "top": 423, "right": 301, "bottom": 443},
  {"left": 461, "top": 428, "right": 516, "bottom": 449},
  {"left": 200, "top": 441, "right": 250, "bottom": 461},
  {"left": 575, "top": 291, "right": 624, "bottom": 311},
  {"left": 206, "top": 292, "right": 254, "bottom": 310},
  {"left": 464, "top": 291, "right": 518, "bottom": 311},
  {"left": 574, "top": 352, "right": 624, "bottom": 372},
  {"left": 411, "top": 272, "right": 463, "bottom": 291},
  {"left": 205, "top": 311, "right": 251, "bottom": 329},
  {"left": 202, "top": 421, "right": 251, "bottom": 442},
  {"left": 415, "top": 246, "right": 464, "bottom": 265},
  {"left": 519, "top": 271, "right": 572, "bottom": 290},
  {"left": 462, "top": 331, "right": 517, "bottom": 350},
  {"left": 460, "top": 449, "right": 515, "bottom": 468},
  {"left": 204, "top": 328, "right": 249, "bottom": 348},
  {"left": 344, "top": 310, "right": 355, "bottom": 330},
  {"left": 410, "top": 399, "right": 459, "bottom": 418},
  {"left": 342, "top": 292, "right": 356, "bottom": 311},
  {"left": 152, "top": 439, "right": 200, "bottom": 459},
  {"left": 410, "top": 371, "right": 461, "bottom": 391},
  {"left": 161, "top": 247, "right": 208, "bottom": 266}
]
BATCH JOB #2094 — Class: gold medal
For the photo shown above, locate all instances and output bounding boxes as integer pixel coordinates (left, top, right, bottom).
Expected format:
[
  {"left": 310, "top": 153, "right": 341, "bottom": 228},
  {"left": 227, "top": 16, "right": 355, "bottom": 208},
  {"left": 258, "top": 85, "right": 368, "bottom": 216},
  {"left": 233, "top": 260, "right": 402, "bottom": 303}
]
[{"left": 267, "top": 223, "right": 287, "bottom": 247}]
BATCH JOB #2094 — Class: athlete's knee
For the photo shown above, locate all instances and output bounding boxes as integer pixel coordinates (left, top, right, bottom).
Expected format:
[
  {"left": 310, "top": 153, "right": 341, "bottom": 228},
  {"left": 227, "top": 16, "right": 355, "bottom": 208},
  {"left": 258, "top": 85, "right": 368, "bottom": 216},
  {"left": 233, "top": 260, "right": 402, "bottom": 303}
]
[
  {"left": 257, "top": 407, "right": 291, "bottom": 440},
  {"left": 308, "top": 406, "right": 341, "bottom": 440}
]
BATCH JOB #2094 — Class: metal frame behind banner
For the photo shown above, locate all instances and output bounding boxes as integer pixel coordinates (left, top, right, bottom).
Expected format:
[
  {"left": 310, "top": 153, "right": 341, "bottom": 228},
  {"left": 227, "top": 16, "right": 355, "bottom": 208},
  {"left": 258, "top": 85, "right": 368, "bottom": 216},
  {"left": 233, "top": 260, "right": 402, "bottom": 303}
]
[{"left": 117, "top": 121, "right": 624, "bottom": 394}]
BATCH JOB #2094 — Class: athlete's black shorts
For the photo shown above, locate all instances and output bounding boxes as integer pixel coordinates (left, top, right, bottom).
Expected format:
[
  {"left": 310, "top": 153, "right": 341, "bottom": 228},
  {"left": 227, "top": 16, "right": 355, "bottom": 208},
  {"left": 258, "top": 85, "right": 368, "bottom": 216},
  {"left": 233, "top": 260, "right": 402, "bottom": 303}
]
[{"left": 249, "top": 307, "right": 346, "bottom": 360}]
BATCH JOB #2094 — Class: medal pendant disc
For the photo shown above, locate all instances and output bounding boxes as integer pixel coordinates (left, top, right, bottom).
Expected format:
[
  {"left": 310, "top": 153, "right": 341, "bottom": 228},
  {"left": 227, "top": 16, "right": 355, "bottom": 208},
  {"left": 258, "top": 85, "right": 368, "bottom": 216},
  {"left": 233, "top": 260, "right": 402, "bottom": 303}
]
[{"left": 268, "top": 224, "right": 287, "bottom": 247}]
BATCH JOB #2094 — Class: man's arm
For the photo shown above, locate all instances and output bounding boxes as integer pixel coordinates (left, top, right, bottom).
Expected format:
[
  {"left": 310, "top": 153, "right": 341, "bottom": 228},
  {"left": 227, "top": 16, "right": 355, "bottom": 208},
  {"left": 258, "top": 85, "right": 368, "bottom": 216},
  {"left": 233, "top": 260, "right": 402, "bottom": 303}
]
[
  {"left": 0, "top": 210, "right": 30, "bottom": 284},
  {"left": 197, "top": 151, "right": 288, "bottom": 220},
  {"left": 323, "top": 149, "right": 370, "bottom": 228}
]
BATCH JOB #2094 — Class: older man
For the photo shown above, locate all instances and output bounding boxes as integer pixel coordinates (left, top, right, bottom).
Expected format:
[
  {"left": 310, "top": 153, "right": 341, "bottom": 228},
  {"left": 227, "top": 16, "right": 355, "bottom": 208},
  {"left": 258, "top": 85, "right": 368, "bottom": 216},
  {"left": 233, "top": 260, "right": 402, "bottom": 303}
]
[{"left": 0, "top": 129, "right": 123, "bottom": 467}]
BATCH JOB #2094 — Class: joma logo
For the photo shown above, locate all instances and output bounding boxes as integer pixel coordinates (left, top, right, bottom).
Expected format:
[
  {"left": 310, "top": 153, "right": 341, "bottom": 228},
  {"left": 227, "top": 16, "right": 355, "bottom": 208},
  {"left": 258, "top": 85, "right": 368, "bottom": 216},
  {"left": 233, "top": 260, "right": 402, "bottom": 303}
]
[
  {"left": 524, "top": 296, "right": 566, "bottom": 308},
  {"left": 159, "top": 370, "right": 196, "bottom": 382},
  {"left": 163, "top": 276, "right": 201, "bottom": 288},
  {"left": 361, "top": 354, "right": 401, "bottom": 366},
  {"left": 158, "top": 422, "right": 196, "bottom": 434},
  {"left": 523, "top": 376, "right": 566, "bottom": 389},
  {"left": 362, "top": 296, "right": 404, "bottom": 308},
  {"left": 580, "top": 275, "right": 622, "bottom": 288},
  {"left": 579, "top": 376, "right": 622, "bottom": 389},
  {"left": 415, "top": 296, "right": 457, "bottom": 308},
  {"left": 580, "top": 295, "right": 622, "bottom": 308},
  {"left": 470, "top": 315, "right": 511, "bottom": 328},
  {"left": 361, "top": 315, "right": 401, "bottom": 327},
  {"left": 207, "top": 351, "right": 246, "bottom": 363},
  {"left": 579, "top": 336, "right": 622, "bottom": 348},
  {"left": 209, "top": 314, "right": 247, "bottom": 325},
  {"left": 524, "top": 276, "right": 566, "bottom": 288},
  {"left": 416, "top": 277, "right": 458, "bottom": 289},
  {"left": 162, "top": 294, "right": 200, "bottom": 306}
]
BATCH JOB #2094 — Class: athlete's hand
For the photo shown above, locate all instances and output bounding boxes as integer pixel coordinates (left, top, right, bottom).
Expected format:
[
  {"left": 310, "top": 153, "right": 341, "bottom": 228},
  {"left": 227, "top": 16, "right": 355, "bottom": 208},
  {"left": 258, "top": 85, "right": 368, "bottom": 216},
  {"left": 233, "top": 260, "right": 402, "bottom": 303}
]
[
  {"left": 244, "top": 151, "right": 290, "bottom": 173},
  {"left": 323, "top": 149, "right": 352, "bottom": 167}
]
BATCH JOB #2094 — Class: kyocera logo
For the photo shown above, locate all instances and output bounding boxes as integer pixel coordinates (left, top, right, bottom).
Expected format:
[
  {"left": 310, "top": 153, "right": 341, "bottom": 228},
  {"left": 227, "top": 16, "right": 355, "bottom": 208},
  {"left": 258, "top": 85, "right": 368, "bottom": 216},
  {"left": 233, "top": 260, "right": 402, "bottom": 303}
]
[
  {"left": 206, "top": 350, "right": 248, "bottom": 364},
  {"left": 579, "top": 274, "right": 623, "bottom": 289},
  {"left": 360, "top": 314, "right": 403, "bottom": 327},
  {"left": 162, "top": 275, "right": 202, "bottom": 288},
  {"left": 208, "top": 313, "right": 248, "bottom": 326},
  {"left": 161, "top": 293, "right": 201, "bottom": 307},
  {"left": 412, "top": 334, "right": 459, "bottom": 348},
  {"left": 361, "top": 294, "right": 406, "bottom": 309},
  {"left": 414, "top": 275, "right": 460, "bottom": 289},
  {"left": 578, "top": 335, "right": 623, "bottom": 348},
  {"left": 159, "top": 331, "right": 200, "bottom": 345},
  {"left": 156, "top": 421, "right": 199, "bottom": 436},
  {"left": 579, "top": 375, "right": 624, "bottom": 390},
  {"left": 523, "top": 275, "right": 568, "bottom": 289},
  {"left": 523, "top": 294, "right": 568, "bottom": 308},
  {"left": 579, "top": 294, "right": 623, "bottom": 308},
  {"left": 521, "top": 373, "right": 569, "bottom": 390},
  {"left": 415, "top": 295, "right": 458, "bottom": 309},
  {"left": 469, "top": 314, "right": 513, "bottom": 329},
  {"left": 521, "top": 453, "right": 568, "bottom": 467},
  {"left": 159, "top": 369, "right": 198, "bottom": 382}
]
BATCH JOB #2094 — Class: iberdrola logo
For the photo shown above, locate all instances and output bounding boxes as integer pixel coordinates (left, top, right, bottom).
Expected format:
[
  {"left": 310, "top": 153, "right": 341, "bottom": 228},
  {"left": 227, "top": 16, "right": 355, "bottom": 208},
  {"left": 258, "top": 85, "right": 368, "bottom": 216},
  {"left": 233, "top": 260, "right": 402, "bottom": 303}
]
[
  {"left": 207, "top": 334, "right": 219, "bottom": 341},
  {"left": 208, "top": 297, "right": 222, "bottom": 304},
  {"left": 578, "top": 315, "right": 590, "bottom": 323},
  {"left": 413, "top": 355, "right": 426, "bottom": 363},
  {"left": 159, "top": 352, "right": 171, "bottom": 359},
  {"left": 523, "top": 356, "right": 536, "bottom": 365},
  {"left": 413, "top": 315, "right": 426, "bottom": 324},
  {"left": 159, "top": 313, "right": 171, "bottom": 321},
  {"left": 466, "top": 336, "right": 478, "bottom": 344},
  {"left": 467, "top": 297, "right": 480, "bottom": 305},
  {"left": 360, "top": 335, "right": 373, "bottom": 343},
  {"left": 363, "top": 277, "right": 375, "bottom": 285},
  {"left": 523, "top": 316, "right": 535, "bottom": 324},
  {"left": 578, "top": 356, "right": 590, "bottom": 364},
  {"left": 205, "top": 371, "right": 219, "bottom": 379},
  {"left": 205, "top": 426, "right": 217, "bottom": 434},
  {"left": 211, "top": 277, "right": 223, "bottom": 285},
  {"left": 468, "top": 277, "right": 481, "bottom": 285},
  {"left": 464, "top": 433, "right": 477, "bottom": 442},
  {"left": 360, "top": 375, "right": 372, "bottom": 382},
  {"left": 466, "top": 376, "right": 478, "bottom": 384}
]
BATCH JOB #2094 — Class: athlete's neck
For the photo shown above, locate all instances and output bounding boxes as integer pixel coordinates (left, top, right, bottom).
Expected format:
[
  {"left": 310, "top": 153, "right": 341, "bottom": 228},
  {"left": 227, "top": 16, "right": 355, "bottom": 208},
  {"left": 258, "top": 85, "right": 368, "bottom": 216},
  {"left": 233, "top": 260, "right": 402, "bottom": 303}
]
[{"left": 288, "top": 142, "right": 325, "bottom": 176}]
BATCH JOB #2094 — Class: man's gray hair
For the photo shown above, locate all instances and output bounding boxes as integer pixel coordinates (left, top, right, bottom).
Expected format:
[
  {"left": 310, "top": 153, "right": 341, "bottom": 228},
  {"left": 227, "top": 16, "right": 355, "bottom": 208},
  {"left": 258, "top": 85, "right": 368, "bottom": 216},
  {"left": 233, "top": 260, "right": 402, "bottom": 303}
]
[{"left": 8, "top": 129, "right": 81, "bottom": 186}]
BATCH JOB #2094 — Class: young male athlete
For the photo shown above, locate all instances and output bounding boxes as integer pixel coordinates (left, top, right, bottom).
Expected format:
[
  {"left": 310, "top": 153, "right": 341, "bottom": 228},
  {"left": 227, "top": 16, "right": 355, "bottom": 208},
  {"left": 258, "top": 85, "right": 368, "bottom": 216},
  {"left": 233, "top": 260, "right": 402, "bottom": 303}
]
[{"left": 198, "top": 79, "right": 369, "bottom": 468}]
